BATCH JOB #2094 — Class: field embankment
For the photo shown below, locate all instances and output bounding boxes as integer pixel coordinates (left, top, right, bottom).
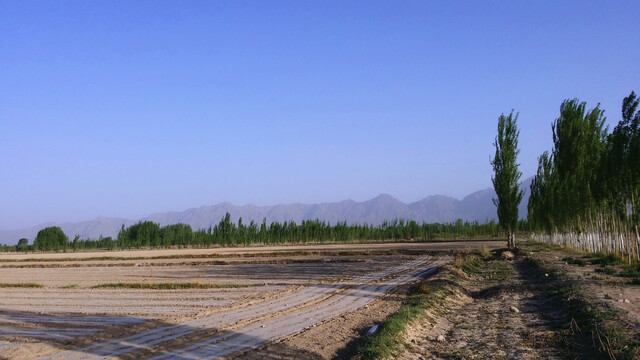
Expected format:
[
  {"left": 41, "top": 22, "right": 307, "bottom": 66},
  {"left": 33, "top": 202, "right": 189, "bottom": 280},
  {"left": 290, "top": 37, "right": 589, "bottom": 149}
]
[{"left": 353, "top": 241, "right": 640, "bottom": 360}]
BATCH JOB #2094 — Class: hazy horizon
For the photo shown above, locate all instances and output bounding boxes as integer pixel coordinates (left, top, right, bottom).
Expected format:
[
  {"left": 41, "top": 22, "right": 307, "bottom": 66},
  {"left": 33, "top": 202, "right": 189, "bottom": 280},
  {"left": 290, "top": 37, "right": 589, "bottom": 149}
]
[
  {"left": 2, "top": 1, "right": 638, "bottom": 229},
  {"left": 0, "top": 183, "right": 502, "bottom": 231}
]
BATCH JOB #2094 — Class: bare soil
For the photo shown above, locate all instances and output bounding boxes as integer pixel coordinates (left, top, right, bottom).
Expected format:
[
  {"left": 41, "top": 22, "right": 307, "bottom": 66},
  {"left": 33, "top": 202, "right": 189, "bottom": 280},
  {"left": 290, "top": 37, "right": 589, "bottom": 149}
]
[
  {"left": 0, "top": 242, "right": 491, "bottom": 359},
  {"left": 377, "top": 244, "right": 640, "bottom": 360},
  {"left": 8, "top": 240, "right": 634, "bottom": 360},
  {"left": 398, "top": 259, "right": 564, "bottom": 359}
]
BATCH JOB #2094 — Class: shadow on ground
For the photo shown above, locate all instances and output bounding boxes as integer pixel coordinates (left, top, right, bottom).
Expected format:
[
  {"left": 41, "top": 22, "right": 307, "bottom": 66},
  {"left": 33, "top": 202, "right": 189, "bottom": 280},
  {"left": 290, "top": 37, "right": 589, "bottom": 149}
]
[{"left": 0, "top": 310, "right": 323, "bottom": 360}]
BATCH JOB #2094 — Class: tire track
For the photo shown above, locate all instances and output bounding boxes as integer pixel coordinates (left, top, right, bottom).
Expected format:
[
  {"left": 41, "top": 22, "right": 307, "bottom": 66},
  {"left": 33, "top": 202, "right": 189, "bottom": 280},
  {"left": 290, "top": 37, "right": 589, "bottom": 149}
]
[
  {"left": 150, "top": 258, "right": 448, "bottom": 359},
  {"left": 40, "top": 256, "right": 438, "bottom": 360}
]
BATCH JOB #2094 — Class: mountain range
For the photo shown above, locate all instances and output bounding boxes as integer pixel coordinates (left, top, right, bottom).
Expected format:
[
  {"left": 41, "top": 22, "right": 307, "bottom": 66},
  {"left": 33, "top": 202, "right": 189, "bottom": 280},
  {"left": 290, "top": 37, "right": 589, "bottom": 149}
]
[{"left": 0, "top": 178, "right": 532, "bottom": 245}]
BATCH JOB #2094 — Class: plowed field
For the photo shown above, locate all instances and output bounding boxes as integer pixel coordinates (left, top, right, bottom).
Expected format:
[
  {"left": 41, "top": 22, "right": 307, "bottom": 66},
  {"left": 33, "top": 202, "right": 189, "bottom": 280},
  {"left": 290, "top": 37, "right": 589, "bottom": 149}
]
[{"left": 0, "top": 241, "right": 500, "bottom": 359}]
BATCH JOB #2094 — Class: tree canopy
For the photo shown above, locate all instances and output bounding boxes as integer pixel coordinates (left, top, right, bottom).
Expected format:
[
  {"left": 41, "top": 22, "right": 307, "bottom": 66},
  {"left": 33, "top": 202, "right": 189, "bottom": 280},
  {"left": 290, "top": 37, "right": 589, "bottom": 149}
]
[
  {"left": 33, "top": 226, "right": 68, "bottom": 251},
  {"left": 491, "top": 111, "right": 524, "bottom": 248}
]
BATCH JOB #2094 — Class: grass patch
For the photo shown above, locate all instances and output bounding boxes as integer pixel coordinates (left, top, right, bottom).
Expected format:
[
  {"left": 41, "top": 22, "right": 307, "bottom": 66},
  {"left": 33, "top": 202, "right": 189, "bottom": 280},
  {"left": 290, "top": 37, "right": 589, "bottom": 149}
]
[
  {"left": 455, "top": 253, "right": 511, "bottom": 281},
  {"left": 358, "top": 253, "right": 509, "bottom": 359},
  {"left": 562, "top": 256, "right": 587, "bottom": 266},
  {"left": 529, "top": 258, "right": 640, "bottom": 359},
  {"left": 620, "top": 264, "right": 640, "bottom": 278},
  {"left": 91, "top": 282, "right": 251, "bottom": 290},
  {"left": 0, "top": 282, "right": 43, "bottom": 288},
  {"left": 473, "top": 245, "right": 492, "bottom": 259},
  {"left": 460, "top": 255, "right": 484, "bottom": 274},
  {"left": 586, "top": 253, "right": 625, "bottom": 267},
  {"left": 594, "top": 267, "right": 617, "bottom": 275},
  {"left": 60, "top": 284, "right": 79, "bottom": 289},
  {"left": 357, "top": 281, "right": 450, "bottom": 359}
]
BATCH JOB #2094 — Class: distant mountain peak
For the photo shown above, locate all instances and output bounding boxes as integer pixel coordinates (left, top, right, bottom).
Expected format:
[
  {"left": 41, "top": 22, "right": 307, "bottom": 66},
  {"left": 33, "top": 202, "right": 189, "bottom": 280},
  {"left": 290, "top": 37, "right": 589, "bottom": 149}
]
[{"left": 0, "top": 179, "right": 533, "bottom": 245}]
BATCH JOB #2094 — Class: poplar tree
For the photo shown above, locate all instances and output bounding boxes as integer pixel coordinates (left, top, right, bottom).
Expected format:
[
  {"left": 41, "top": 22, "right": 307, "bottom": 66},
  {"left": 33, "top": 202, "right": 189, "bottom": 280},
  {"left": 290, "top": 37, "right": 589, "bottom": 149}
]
[{"left": 492, "top": 111, "right": 524, "bottom": 248}]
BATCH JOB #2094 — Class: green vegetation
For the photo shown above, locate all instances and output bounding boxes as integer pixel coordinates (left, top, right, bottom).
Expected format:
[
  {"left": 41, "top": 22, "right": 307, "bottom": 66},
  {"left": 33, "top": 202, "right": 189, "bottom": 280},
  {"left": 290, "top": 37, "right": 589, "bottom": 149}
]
[
  {"left": 619, "top": 264, "right": 640, "bottom": 278},
  {"left": 33, "top": 226, "right": 68, "bottom": 251},
  {"left": 17, "top": 238, "right": 29, "bottom": 252},
  {"left": 91, "top": 282, "right": 251, "bottom": 290},
  {"left": 528, "top": 91, "right": 640, "bottom": 261},
  {"left": 594, "top": 266, "right": 617, "bottom": 275},
  {"left": 358, "top": 252, "right": 509, "bottom": 359},
  {"left": 562, "top": 256, "right": 587, "bottom": 266},
  {"left": 357, "top": 281, "right": 450, "bottom": 359},
  {"left": 491, "top": 110, "right": 524, "bottom": 249},
  {"left": 5, "top": 216, "right": 502, "bottom": 252},
  {"left": 587, "top": 252, "right": 625, "bottom": 267},
  {"left": 475, "top": 245, "right": 492, "bottom": 259},
  {"left": 531, "top": 258, "right": 640, "bottom": 360},
  {"left": 0, "top": 283, "right": 43, "bottom": 288}
]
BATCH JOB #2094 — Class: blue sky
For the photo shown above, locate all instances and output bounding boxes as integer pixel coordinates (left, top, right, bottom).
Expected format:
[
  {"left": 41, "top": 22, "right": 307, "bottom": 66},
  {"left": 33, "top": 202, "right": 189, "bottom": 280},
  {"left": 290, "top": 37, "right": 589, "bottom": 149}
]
[{"left": 1, "top": 1, "right": 639, "bottom": 229}]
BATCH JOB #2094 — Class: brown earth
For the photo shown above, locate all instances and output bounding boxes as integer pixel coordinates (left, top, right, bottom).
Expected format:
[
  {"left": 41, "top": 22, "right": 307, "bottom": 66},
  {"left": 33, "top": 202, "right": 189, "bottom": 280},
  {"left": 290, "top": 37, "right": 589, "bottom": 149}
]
[
  {"left": 4, "top": 240, "right": 638, "bottom": 360},
  {"left": 0, "top": 241, "right": 500, "bottom": 261},
  {"left": 0, "top": 241, "right": 502, "bottom": 359},
  {"left": 374, "top": 243, "right": 640, "bottom": 360}
]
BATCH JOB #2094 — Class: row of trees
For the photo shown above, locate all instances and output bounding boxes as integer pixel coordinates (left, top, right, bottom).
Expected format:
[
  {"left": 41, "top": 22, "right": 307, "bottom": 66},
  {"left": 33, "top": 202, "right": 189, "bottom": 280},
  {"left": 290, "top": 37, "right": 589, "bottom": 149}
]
[
  {"left": 527, "top": 91, "right": 640, "bottom": 261},
  {"left": 7, "top": 216, "right": 503, "bottom": 251}
]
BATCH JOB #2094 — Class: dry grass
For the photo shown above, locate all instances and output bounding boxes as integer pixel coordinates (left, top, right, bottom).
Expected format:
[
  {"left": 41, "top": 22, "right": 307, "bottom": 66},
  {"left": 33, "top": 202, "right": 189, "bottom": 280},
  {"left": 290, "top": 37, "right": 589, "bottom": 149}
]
[
  {"left": 90, "top": 282, "right": 253, "bottom": 290},
  {"left": 0, "top": 282, "right": 43, "bottom": 288}
]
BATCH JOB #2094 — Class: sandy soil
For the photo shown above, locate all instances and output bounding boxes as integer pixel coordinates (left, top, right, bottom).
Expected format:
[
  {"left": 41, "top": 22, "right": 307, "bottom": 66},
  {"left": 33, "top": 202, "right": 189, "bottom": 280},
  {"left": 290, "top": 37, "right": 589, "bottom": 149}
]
[
  {"left": 0, "top": 242, "right": 471, "bottom": 359},
  {"left": 0, "top": 241, "right": 501, "bottom": 261}
]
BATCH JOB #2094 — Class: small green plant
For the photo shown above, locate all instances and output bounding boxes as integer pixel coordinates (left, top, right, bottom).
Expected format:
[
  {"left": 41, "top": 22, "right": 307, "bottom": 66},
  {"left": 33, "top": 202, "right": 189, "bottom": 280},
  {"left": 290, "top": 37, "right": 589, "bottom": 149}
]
[
  {"left": 461, "top": 256, "right": 484, "bottom": 274},
  {"left": 619, "top": 264, "right": 640, "bottom": 278},
  {"left": 357, "top": 281, "right": 447, "bottom": 359},
  {"left": 594, "top": 267, "right": 617, "bottom": 275},
  {"left": 562, "top": 256, "right": 587, "bottom": 266},
  {"left": 474, "top": 246, "right": 492, "bottom": 259},
  {"left": 587, "top": 253, "right": 624, "bottom": 267},
  {"left": 529, "top": 257, "right": 640, "bottom": 359}
]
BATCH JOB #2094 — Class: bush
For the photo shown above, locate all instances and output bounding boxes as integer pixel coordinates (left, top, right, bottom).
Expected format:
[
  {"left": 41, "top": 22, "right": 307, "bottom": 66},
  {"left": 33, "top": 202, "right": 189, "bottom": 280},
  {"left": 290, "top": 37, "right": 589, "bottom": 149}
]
[
  {"left": 588, "top": 253, "right": 624, "bottom": 266},
  {"left": 595, "top": 266, "right": 617, "bottom": 275},
  {"left": 562, "top": 256, "right": 587, "bottom": 266},
  {"left": 33, "top": 227, "right": 68, "bottom": 251}
]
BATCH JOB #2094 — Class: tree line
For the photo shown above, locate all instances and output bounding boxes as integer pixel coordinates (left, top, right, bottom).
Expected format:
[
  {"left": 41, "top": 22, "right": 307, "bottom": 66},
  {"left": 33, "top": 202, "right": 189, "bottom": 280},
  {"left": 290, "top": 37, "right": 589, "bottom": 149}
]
[
  {"left": 2, "top": 216, "right": 502, "bottom": 252},
  {"left": 527, "top": 91, "right": 640, "bottom": 261}
]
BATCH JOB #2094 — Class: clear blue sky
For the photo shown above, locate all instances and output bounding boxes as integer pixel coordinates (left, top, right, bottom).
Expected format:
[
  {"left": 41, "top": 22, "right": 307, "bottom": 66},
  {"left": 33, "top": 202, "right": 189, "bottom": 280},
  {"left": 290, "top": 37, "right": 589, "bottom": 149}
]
[{"left": 1, "top": 1, "right": 638, "bottom": 229}]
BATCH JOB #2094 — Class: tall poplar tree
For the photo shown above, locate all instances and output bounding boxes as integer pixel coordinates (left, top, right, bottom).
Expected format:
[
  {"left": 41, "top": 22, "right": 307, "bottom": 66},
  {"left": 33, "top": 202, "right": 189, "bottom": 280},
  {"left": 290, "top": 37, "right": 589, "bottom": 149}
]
[{"left": 492, "top": 111, "right": 524, "bottom": 248}]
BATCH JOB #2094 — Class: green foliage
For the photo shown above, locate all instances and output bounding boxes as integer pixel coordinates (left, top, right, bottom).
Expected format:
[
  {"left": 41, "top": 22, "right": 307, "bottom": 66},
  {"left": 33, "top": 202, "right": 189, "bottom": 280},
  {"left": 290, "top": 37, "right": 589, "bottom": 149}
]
[
  {"left": 619, "top": 264, "right": 640, "bottom": 278},
  {"left": 587, "top": 253, "right": 624, "bottom": 267},
  {"left": 594, "top": 266, "right": 617, "bottom": 275},
  {"left": 491, "top": 111, "right": 524, "bottom": 248},
  {"left": 357, "top": 283, "right": 448, "bottom": 359},
  {"left": 562, "top": 256, "right": 587, "bottom": 266},
  {"left": 527, "top": 92, "right": 640, "bottom": 261},
  {"left": 17, "top": 238, "right": 29, "bottom": 252},
  {"left": 460, "top": 255, "right": 484, "bottom": 274},
  {"left": 24, "top": 215, "right": 499, "bottom": 251},
  {"left": 601, "top": 91, "right": 640, "bottom": 221},
  {"left": 33, "top": 226, "right": 68, "bottom": 251},
  {"left": 529, "top": 99, "right": 607, "bottom": 233}
]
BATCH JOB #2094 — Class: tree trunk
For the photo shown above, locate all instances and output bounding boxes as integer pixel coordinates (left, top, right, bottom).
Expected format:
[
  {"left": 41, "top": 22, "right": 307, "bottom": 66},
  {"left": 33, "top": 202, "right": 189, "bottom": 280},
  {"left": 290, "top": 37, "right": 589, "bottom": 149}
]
[{"left": 507, "top": 231, "right": 515, "bottom": 249}]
